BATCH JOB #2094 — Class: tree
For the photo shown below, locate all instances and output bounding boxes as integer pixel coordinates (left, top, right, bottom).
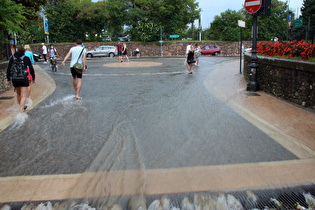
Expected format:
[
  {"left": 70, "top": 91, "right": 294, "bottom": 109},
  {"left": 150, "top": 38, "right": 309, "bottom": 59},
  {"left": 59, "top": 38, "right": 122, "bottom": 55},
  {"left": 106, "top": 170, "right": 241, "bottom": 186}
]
[
  {"left": 243, "top": 0, "right": 293, "bottom": 41},
  {"left": 0, "top": 0, "right": 26, "bottom": 44},
  {"left": 301, "top": 0, "right": 315, "bottom": 25},
  {"left": 301, "top": 0, "right": 315, "bottom": 42},
  {"left": 206, "top": 10, "right": 245, "bottom": 41}
]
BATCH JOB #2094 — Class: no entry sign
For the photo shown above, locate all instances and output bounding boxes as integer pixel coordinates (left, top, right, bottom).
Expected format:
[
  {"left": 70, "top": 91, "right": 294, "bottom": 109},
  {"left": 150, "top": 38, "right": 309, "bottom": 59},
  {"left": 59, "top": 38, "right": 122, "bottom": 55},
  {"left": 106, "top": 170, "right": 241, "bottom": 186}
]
[{"left": 244, "top": 0, "right": 262, "bottom": 13}]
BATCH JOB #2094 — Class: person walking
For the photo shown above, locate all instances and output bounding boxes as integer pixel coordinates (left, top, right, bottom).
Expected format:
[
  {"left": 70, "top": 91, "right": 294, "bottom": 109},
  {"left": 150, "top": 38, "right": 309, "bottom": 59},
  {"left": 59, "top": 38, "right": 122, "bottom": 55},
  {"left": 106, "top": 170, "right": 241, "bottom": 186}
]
[
  {"left": 186, "top": 48, "right": 196, "bottom": 74},
  {"left": 24, "top": 45, "right": 35, "bottom": 107},
  {"left": 194, "top": 44, "right": 201, "bottom": 66},
  {"left": 61, "top": 39, "right": 86, "bottom": 100},
  {"left": 122, "top": 43, "right": 129, "bottom": 62},
  {"left": 7, "top": 45, "right": 35, "bottom": 113},
  {"left": 116, "top": 40, "right": 123, "bottom": 62},
  {"left": 41, "top": 43, "right": 48, "bottom": 63}
]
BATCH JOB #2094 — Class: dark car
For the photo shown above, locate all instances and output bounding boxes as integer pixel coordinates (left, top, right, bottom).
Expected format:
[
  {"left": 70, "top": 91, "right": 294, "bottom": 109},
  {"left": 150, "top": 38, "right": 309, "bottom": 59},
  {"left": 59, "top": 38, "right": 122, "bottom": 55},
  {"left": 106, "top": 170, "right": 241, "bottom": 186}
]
[
  {"left": 33, "top": 52, "right": 42, "bottom": 62},
  {"left": 201, "top": 45, "right": 221, "bottom": 56}
]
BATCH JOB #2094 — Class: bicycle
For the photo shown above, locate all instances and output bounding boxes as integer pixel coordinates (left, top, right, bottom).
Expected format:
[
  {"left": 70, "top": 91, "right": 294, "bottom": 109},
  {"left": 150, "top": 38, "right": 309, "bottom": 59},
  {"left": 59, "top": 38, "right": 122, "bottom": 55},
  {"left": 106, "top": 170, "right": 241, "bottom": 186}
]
[{"left": 50, "top": 56, "right": 58, "bottom": 72}]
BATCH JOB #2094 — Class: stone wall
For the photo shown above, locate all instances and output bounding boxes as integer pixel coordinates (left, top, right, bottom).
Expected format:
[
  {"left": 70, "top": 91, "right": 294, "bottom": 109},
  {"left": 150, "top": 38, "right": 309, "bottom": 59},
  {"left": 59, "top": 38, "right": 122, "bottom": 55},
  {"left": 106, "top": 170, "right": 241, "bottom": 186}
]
[
  {"left": 244, "top": 54, "right": 315, "bottom": 108},
  {"left": 21, "top": 41, "right": 251, "bottom": 58}
]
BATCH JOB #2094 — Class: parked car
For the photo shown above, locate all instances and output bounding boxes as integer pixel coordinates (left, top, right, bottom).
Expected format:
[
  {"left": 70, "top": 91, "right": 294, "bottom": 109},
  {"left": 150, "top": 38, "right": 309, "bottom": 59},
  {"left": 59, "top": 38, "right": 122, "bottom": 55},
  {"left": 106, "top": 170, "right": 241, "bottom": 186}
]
[
  {"left": 33, "top": 52, "right": 42, "bottom": 62},
  {"left": 118, "top": 35, "right": 131, "bottom": 42},
  {"left": 86, "top": 46, "right": 116, "bottom": 58},
  {"left": 201, "top": 45, "right": 221, "bottom": 56}
]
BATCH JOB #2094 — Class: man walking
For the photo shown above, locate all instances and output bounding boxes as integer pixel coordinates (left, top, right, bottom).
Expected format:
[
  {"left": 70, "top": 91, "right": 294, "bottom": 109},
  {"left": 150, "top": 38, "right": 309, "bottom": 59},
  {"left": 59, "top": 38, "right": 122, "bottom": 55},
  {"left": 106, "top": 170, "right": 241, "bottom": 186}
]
[
  {"left": 116, "top": 40, "right": 123, "bottom": 62},
  {"left": 42, "top": 43, "right": 48, "bottom": 63},
  {"left": 61, "top": 39, "right": 86, "bottom": 100}
]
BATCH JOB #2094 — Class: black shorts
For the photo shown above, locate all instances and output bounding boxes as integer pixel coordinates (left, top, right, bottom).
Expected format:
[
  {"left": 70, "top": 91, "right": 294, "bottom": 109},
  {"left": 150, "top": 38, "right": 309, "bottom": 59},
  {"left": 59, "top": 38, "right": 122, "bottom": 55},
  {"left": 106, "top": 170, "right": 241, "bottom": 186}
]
[
  {"left": 12, "top": 80, "right": 29, "bottom": 87},
  {"left": 70, "top": 68, "right": 82, "bottom": 79}
]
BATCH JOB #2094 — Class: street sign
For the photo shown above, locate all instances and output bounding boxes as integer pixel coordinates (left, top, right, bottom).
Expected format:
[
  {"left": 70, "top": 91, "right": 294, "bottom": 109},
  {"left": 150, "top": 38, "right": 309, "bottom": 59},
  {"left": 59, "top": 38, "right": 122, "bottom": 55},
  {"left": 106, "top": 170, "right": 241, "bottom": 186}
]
[
  {"left": 169, "top": 35, "right": 179, "bottom": 39},
  {"left": 293, "top": 18, "right": 303, "bottom": 28},
  {"left": 244, "top": 0, "right": 262, "bottom": 14},
  {"left": 238, "top": 20, "right": 246, "bottom": 28}
]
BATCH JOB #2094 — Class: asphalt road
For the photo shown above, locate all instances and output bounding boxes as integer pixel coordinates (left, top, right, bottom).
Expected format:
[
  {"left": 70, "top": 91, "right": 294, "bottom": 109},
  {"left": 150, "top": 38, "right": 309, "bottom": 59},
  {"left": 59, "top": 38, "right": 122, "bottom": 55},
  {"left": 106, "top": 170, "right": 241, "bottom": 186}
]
[{"left": 0, "top": 56, "right": 297, "bottom": 177}]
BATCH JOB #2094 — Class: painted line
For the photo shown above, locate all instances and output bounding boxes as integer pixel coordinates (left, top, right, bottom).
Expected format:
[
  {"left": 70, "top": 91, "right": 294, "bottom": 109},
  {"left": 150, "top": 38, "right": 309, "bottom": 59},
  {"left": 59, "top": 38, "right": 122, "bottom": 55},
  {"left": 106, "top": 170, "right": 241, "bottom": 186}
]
[
  {"left": 0, "top": 159, "right": 315, "bottom": 203},
  {"left": 245, "top": 1, "right": 261, "bottom": 6}
]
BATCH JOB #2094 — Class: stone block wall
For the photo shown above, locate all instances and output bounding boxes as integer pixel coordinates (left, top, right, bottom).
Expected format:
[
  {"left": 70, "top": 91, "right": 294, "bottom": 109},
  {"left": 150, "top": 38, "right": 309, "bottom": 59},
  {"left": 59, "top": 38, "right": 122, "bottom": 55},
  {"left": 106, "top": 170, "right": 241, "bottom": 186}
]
[{"left": 244, "top": 54, "right": 315, "bottom": 108}]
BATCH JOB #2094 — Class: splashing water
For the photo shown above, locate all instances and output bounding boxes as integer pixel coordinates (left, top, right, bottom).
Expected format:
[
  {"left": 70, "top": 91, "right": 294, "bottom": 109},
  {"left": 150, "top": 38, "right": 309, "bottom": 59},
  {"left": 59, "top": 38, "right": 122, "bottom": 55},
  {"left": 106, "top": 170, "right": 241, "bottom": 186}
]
[
  {"left": 40, "top": 95, "right": 77, "bottom": 108},
  {"left": 26, "top": 97, "right": 33, "bottom": 108},
  {"left": 10, "top": 112, "right": 29, "bottom": 129}
]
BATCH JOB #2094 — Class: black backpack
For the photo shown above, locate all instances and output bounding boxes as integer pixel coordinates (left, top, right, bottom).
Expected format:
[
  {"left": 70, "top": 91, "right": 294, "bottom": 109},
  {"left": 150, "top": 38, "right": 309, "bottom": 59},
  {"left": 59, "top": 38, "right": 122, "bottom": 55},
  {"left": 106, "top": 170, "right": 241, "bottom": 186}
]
[{"left": 10, "top": 55, "right": 28, "bottom": 82}]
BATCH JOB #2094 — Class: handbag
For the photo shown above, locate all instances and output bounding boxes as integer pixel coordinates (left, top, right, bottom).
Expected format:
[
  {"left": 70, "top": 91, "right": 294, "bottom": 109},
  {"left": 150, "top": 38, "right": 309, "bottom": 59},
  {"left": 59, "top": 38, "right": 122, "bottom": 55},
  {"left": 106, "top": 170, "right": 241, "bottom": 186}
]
[{"left": 73, "top": 48, "right": 84, "bottom": 74}]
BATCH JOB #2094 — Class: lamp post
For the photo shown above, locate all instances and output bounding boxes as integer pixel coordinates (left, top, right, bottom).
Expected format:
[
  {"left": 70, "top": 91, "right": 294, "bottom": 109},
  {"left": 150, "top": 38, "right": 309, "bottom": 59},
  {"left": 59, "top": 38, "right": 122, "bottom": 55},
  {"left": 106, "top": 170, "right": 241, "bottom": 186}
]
[{"left": 247, "top": 14, "right": 259, "bottom": 91}]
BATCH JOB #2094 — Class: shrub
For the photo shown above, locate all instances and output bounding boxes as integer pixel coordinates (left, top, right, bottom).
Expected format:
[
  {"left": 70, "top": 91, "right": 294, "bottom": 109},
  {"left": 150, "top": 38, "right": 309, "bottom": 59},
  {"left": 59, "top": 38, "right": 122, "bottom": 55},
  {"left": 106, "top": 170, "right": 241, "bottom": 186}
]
[{"left": 257, "top": 40, "right": 315, "bottom": 60}]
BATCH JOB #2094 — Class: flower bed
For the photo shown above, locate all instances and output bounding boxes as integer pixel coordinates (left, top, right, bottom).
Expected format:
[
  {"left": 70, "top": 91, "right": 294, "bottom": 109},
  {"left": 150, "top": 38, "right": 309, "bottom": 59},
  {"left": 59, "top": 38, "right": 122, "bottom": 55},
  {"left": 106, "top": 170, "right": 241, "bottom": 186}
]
[{"left": 257, "top": 40, "right": 315, "bottom": 61}]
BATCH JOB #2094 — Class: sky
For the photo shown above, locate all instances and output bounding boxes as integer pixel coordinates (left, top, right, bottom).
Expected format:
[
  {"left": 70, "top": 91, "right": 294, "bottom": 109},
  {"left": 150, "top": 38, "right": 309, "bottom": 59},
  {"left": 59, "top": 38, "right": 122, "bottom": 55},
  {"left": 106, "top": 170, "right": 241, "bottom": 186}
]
[
  {"left": 196, "top": 0, "right": 304, "bottom": 29},
  {"left": 92, "top": 0, "right": 304, "bottom": 29}
]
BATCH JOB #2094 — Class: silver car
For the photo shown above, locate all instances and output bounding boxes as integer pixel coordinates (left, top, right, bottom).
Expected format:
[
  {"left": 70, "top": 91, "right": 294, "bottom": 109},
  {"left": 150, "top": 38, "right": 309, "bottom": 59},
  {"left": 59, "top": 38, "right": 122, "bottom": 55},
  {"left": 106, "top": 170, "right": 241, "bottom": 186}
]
[{"left": 86, "top": 46, "right": 116, "bottom": 58}]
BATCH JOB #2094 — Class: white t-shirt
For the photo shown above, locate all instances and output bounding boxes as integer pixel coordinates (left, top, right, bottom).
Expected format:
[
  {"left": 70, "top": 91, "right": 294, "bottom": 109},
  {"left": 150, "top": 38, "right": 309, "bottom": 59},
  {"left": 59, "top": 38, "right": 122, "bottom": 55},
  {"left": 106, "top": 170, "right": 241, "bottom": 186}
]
[
  {"left": 42, "top": 45, "right": 47, "bottom": 54},
  {"left": 186, "top": 44, "right": 191, "bottom": 54},
  {"left": 70, "top": 46, "right": 86, "bottom": 67}
]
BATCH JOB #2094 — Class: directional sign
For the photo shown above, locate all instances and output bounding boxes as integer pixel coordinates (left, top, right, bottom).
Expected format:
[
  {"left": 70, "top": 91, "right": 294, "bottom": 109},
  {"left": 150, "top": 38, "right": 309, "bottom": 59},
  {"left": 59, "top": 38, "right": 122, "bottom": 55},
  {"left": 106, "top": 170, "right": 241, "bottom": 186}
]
[
  {"left": 169, "top": 35, "right": 179, "bottom": 39},
  {"left": 293, "top": 18, "right": 303, "bottom": 28},
  {"left": 244, "top": 0, "right": 262, "bottom": 14}
]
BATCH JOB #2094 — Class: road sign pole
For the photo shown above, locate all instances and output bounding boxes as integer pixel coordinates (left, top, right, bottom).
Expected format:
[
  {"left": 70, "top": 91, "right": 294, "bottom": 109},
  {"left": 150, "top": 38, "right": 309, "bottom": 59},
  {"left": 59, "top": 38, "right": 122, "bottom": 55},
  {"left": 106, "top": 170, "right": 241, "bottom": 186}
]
[{"left": 247, "top": 14, "right": 259, "bottom": 91}]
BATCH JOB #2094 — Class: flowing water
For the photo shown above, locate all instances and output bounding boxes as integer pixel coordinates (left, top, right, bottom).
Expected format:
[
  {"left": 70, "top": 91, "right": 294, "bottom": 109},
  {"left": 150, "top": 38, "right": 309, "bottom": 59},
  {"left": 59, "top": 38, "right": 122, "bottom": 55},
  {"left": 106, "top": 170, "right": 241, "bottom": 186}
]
[{"left": 0, "top": 57, "right": 300, "bottom": 209}]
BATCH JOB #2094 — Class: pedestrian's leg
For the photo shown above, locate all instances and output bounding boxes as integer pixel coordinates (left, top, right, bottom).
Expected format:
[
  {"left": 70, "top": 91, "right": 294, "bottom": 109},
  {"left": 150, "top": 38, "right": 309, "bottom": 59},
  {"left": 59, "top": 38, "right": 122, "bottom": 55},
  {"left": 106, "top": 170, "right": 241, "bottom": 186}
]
[
  {"left": 18, "top": 87, "right": 27, "bottom": 113},
  {"left": 73, "top": 77, "right": 82, "bottom": 99},
  {"left": 27, "top": 82, "right": 32, "bottom": 99},
  {"left": 16, "top": 87, "right": 21, "bottom": 105}
]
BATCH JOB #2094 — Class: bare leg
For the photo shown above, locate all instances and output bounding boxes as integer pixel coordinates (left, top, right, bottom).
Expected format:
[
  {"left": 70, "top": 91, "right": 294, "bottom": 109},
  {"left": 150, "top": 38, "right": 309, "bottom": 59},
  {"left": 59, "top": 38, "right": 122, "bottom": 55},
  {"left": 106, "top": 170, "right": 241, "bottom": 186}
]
[
  {"left": 187, "top": 63, "right": 193, "bottom": 74},
  {"left": 27, "top": 81, "right": 32, "bottom": 99},
  {"left": 16, "top": 87, "right": 28, "bottom": 113},
  {"left": 73, "top": 77, "right": 82, "bottom": 99}
]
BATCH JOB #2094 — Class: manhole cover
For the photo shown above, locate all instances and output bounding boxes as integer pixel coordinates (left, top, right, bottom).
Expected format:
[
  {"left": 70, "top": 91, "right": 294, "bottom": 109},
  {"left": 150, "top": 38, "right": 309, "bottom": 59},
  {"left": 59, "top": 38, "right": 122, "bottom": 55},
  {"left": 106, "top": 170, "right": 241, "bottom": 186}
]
[
  {"left": 0, "top": 96, "right": 14, "bottom": 100},
  {"left": 244, "top": 93, "right": 261, "bottom": 96}
]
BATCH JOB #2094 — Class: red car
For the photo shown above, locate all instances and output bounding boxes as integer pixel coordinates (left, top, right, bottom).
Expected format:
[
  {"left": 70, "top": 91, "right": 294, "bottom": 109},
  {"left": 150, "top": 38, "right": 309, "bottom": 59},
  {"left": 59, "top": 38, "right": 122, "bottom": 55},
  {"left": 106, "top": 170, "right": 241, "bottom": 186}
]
[{"left": 201, "top": 45, "right": 221, "bottom": 56}]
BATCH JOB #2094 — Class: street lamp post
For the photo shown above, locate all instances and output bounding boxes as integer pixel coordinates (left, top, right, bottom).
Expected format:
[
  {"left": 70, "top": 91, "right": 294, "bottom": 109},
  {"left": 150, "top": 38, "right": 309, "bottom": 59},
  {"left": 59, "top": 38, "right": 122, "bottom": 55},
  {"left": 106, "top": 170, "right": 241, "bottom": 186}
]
[{"left": 247, "top": 14, "right": 259, "bottom": 91}]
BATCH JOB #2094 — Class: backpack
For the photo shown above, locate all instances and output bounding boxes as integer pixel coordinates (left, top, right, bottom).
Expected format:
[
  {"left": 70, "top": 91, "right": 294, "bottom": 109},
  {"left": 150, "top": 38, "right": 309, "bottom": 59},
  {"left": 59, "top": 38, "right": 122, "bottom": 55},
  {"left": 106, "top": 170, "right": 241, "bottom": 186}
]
[{"left": 10, "top": 55, "right": 28, "bottom": 82}]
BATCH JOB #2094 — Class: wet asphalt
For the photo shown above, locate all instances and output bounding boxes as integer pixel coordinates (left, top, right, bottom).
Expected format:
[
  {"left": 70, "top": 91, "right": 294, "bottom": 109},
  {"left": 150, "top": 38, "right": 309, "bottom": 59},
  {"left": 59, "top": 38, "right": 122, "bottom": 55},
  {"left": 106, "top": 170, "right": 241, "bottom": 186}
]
[{"left": 0, "top": 56, "right": 297, "bottom": 177}]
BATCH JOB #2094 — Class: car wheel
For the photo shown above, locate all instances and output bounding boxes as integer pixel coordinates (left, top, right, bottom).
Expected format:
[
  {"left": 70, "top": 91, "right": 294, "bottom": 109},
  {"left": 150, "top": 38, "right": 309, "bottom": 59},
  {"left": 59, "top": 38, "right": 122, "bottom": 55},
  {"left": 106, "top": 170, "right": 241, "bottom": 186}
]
[
  {"left": 87, "top": 53, "right": 93, "bottom": 58},
  {"left": 109, "top": 53, "right": 115, "bottom": 58},
  {"left": 214, "top": 52, "right": 220, "bottom": 56}
]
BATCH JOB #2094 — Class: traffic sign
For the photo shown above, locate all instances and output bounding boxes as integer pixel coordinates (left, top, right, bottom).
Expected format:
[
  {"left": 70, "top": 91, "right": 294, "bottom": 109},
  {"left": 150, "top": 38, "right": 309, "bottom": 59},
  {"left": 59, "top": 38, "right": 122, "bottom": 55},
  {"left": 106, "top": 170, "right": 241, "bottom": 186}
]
[
  {"left": 244, "top": 0, "right": 262, "bottom": 14},
  {"left": 169, "top": 35, "right": 179, "bottom": 39},
  {"left": 293, "top": 18, "right": 303, "bottom": 28}
]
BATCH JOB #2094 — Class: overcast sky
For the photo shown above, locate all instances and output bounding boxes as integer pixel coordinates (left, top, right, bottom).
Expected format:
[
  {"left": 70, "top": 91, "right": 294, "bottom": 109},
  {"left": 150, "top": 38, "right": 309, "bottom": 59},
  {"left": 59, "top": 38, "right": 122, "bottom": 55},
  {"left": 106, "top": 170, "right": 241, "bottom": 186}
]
[
  {"left": 197, "top": 0, "right": 304, "bottom": 29},
  {"left": 92, "top": 0, "right": 304, "bottom": 29}
]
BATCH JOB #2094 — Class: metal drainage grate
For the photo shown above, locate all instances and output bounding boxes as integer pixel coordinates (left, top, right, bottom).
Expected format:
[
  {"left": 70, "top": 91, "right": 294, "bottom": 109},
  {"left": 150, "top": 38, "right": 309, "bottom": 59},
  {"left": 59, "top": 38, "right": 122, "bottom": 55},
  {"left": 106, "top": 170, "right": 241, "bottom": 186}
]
[
  {"left": 244, "top": 93, "right": 261, "bottom": 96},
  {"left": 0, "top": 96, "right": 14, "bottom": 100}
]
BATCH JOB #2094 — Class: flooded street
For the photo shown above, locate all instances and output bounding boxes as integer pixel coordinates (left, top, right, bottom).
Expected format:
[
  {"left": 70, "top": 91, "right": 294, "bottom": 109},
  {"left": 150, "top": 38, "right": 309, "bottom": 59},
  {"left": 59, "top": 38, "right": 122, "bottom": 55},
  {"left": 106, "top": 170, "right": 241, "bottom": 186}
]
[{"left": 0, "top": 57, "right": 300, "bottom": 208}]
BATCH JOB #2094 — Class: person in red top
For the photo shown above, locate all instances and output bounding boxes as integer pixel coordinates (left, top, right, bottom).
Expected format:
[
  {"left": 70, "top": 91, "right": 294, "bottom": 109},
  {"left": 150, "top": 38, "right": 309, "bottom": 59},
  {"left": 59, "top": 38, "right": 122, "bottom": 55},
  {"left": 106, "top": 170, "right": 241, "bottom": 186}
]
[{"left": 116, "top": 40, "right": 123, "bottom": 63}]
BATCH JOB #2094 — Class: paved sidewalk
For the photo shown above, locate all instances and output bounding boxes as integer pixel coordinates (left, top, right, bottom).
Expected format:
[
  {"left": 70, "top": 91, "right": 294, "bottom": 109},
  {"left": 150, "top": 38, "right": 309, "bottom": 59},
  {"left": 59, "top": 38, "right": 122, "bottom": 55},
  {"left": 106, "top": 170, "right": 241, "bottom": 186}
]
[
  {"left": 0, "top": 65, "right": 56, "bottom": 132},
  {"left": 0, "top": 59, "right": 315, "bottom": 203}
]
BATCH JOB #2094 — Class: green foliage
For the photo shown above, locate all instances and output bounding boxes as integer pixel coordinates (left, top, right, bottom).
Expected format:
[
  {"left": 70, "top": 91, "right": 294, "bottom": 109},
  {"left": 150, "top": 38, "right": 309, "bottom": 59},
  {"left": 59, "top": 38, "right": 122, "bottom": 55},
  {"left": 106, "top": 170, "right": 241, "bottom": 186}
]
[
  {"left": 243, "top": 0, "right": 293, "bottom": 41},
  {"left": 0, "top": 0, "right": 26, "bottom": 43},
  {"left": 205, "top": 10, "right": 244, "bottom": 41},
  {"left": 301, "top": 0, "right": 315, "bottom": 27}
]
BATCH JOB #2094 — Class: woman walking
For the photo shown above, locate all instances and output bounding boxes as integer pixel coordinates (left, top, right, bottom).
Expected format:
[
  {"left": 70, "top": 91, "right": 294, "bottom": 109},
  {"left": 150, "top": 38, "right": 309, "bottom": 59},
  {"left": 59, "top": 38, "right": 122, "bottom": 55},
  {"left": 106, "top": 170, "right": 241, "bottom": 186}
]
[
  {"left": 122, "top": 43, "right": 129, "bottom": 62},
  {"left": 186, "top": 48, "right": 196, "bottom": 74},
  {"left": 24, "top": 45, "right": 35, "bottom": 107},
  {"left": 7, "top": 45, "right": 35, "bottom": 113}
]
